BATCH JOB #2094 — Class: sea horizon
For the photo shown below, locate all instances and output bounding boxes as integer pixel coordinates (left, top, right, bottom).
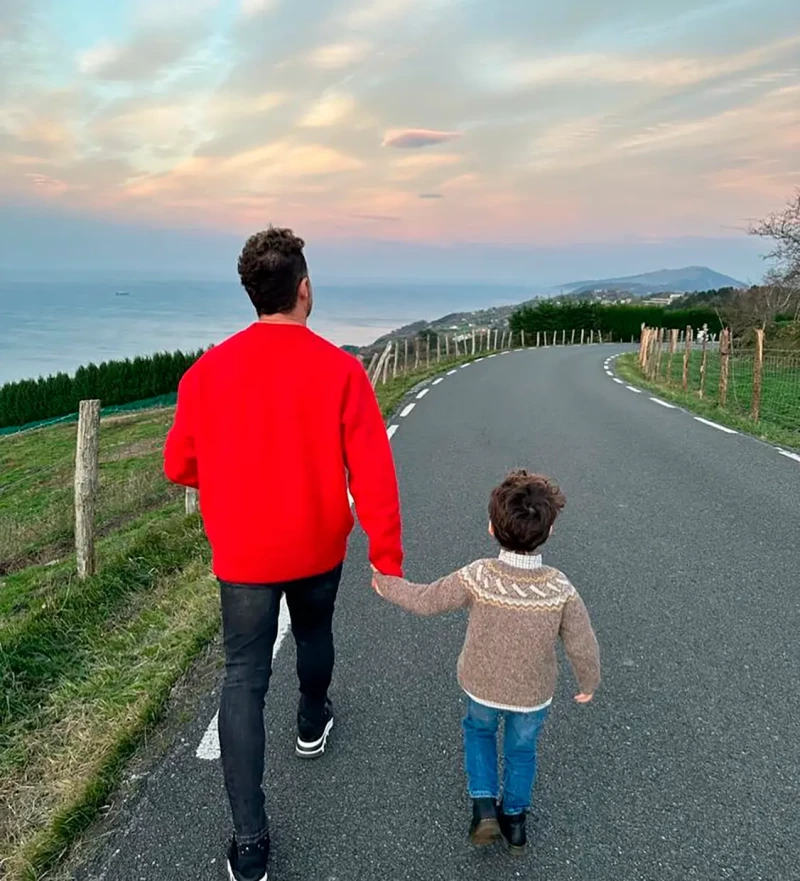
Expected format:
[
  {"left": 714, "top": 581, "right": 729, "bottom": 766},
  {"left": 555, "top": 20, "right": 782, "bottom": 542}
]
[{"left": 0, "top": 277, "right": 537, "bottom": 387}]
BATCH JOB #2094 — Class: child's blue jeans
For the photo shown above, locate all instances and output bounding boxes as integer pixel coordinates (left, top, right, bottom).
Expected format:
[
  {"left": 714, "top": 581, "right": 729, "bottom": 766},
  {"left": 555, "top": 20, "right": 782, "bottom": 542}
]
[{"left": 462, "top": 698, "right": 550, "bottom": 815}]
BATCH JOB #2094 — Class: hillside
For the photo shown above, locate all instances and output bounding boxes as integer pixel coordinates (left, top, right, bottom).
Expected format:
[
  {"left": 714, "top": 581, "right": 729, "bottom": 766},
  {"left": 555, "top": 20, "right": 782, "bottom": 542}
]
[{"left": 563, "top": 266, "right": 746, "bottom": 296}]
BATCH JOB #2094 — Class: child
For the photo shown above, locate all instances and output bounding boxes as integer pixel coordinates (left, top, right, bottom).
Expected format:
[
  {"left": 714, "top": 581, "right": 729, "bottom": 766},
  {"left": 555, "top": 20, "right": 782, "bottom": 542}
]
[{"left": 372, "top": 469, "right": 600, "bottom": 854}]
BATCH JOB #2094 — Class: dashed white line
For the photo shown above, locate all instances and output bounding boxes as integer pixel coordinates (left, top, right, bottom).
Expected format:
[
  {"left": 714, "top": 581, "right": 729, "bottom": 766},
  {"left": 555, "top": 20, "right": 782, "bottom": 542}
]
[
  {"left": 650, "top": 397, "right": 677, "bottom": 409},
  {"left": 488, "top": 354, "right": 497, "bottom": 359},
  {"left": 399, "top": 403, "right": 416, "bottom": 418},
  {"left": 605, "top": 370, "right": 613, "bottom": 376},
  {"left": 460, "top": 363, "right": 470, "bottom": 369},
  {"left": 778, "top": 449, "right": 800, "bottom": 463},
  {"left": 475, "top": 358, "right": 485, "bottom": 363},
  {"left": 626, "top": 386, "right": 643, "bottom": 394},
  {"left": 694, "top": 417, "right": 737, "bottom": 435},
  {"left": 416, "top": 388, "right": 430, "bottom": 400},
  {"left": 447, "top": 369, "right": 458, "bottom": 375},
  {"left": 432, "top": 378, "right": 444, "bottom": 386},
  {"left": 613, "top": 378, "right": 624, "bottom": 384},
  {"left": 387, "top": 424, "right": 399, "bottom": 439}
]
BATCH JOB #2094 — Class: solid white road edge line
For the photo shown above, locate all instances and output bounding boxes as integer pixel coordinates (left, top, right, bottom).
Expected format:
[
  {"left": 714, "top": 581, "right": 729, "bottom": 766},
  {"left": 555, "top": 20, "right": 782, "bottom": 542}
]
[
  {"left": 694, "top": 417, "right": 737, "bottom": 434},
  {"left": 650, "top": 398, "right": 677, "bottom": 409}
]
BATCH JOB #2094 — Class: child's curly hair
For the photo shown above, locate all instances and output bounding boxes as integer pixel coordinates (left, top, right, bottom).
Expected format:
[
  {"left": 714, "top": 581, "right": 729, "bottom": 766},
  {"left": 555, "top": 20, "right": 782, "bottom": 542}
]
[{"left": 489, "top": 469, "right": 566, "bottom": 553}]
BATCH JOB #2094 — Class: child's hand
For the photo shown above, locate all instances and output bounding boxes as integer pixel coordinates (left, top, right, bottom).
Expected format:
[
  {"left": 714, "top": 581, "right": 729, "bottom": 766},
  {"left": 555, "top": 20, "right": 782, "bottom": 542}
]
[
  {"left": 574, "top": 693, "right": 594, "bottom": 704},
  {"left": 370, "top": 565, "right": 384, "bottom": 597}
]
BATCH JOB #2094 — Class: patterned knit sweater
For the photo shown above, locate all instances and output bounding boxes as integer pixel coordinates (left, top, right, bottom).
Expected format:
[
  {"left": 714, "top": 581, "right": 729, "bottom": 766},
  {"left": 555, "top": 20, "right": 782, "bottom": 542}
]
[{"left": 375, "top": 550, "right": 600, "bottom": 711}]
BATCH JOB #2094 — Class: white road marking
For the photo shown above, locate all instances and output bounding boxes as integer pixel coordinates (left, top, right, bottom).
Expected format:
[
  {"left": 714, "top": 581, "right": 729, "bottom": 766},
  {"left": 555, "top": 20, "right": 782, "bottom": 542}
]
[
  {"left": 694, "top": 417, "right": 737, "bottom": 435},
  {"left": 460, "top": 363, "right": 470, "bottom": 369},
  {"left": 650, "top": 397, "right": 677, "bottom": 409},
  {"left": 416, "top": 388, "right": 430, "bottom": 400},
  {"left": 387, "top": 424, "right": 399, "bottom": 439},
  {"left": 605, "top": 370, "right": 613, "bottom": 376},
  {"left": 613, "top": 378, "right": 624, "bottom": 384},
  {"left": 475, "top": 357, "right": 485, "bottom": 363},
  {"left": 778, "top": 450, "right": 800, "bottom": 463},
  {"left": 399, "top": 403, "right": 416, "bottom": 418},
  {"left": 447, "top": 369, "right": 458, "bottom": 375},
  {"left": 432, "top": 378, "right": 444, "bottom": 386},
  {"left": 626, "top": 386, "right": 643, "bottom": 394},
  {"left": 488, "top": 354, "right": 497, "bottom": 358}
]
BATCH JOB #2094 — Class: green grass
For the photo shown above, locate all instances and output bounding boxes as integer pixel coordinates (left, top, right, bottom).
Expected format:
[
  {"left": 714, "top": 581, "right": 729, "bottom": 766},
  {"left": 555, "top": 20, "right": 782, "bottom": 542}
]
[
  {"left": 0, "top": 354, "right": 481, "bottom": 880},
  {"left": 616, "top": 352, "right": 800, "bottom": 450}
]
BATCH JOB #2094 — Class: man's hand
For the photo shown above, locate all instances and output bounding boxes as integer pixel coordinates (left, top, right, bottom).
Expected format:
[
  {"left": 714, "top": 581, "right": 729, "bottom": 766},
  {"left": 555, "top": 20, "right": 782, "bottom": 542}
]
[
  {"left": 574, "top": 693, "right": 594, "bottom": 704},
  {"left": 370, "top": 564, "right": 384, "bottom": 596}
]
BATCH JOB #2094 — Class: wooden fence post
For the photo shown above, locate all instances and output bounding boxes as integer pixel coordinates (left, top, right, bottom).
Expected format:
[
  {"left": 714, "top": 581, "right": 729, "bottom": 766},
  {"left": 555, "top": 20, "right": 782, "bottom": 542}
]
[
  {"left": 426, "top": 336, "right": 430, "bottom": 368},
  {"left": 682, "top": 326, "right": 693, "bottom": 391},
  {"left": 719, "top": 328, "right": 730, "bottom": 406},
  {"left": 536, "top": 331, "right": 541, "bottom": 348},
  {"left": 366, "top": 352, "right": 379, "bottom": 379},
  {"left": 414, "top": 338, "right": 420, "bottom": 369},
  {"left": 521, "top": 330, "right": 526, "bottom": 348},
  {"left": 666, "top": 328, "right": 679, "bottom": 384},
  {"left": 571, "top": 329, "right": 575, "bottom": 345},
  {"left": 580, "top": 328, "right": 585, "bottom": 345},
  {"left": 436, "top": 334, "right": 441, "bottom": 363},
  {"left": 699, "top": 332, "right": 709, "bottom": 399},
  {"left": 751, "top": 327, "right": 765, "bottom": 421},
  {"left": 185, "top": 487, "right": 199, "bottom": 515},
  {"left": 75, "top": 399, "right": 101, "bottom": 579},
  {"left": 589, "top": 329, "right": 594, "bottom": 345},
  {"left": 404, "top": 338, "right": 409, "bottom": 373},
  {"left": 471, "top": 330, "right": 477, "bottom": 356},
  {"left": 382, "top": 344, "right": 392, "bottom": 384},
  {"left": 655, "top": 328, "right": 665, "bottom": 380},
  {"left": 370, "top": 342, "right": 392, "bottom": 386},
  {"left": 562, "top": 329, "right": 566, "bottom": 346},
  {"left": 393, "top": 342, "right": 400, "bottom": 378}
]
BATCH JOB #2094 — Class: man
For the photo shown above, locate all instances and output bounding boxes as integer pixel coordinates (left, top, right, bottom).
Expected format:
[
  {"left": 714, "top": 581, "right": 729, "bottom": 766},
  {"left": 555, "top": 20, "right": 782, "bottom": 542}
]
[{"left": 164, "top": 227, "right": 403, "bottom": 881}]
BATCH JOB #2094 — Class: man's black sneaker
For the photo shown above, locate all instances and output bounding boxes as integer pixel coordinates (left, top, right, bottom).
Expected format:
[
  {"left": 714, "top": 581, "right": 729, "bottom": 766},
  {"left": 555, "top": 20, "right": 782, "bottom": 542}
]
[
  {"left": 468, "top": 798, "right": 501, "bottom": 846},
  {"left": 227, "top": 836, "right": 269, "bottom": 881},
  {"left": 296, "top": 698, "right": 333, "bottom": 759},
  {"left": 498, "top": 808, "right": 527, "bottom": 854}
]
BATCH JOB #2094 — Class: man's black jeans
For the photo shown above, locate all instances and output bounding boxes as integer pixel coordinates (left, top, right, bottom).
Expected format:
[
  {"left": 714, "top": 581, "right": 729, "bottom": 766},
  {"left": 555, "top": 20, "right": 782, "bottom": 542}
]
[{"left": 218, "top": 564, "right": 342, "bottom": 843}]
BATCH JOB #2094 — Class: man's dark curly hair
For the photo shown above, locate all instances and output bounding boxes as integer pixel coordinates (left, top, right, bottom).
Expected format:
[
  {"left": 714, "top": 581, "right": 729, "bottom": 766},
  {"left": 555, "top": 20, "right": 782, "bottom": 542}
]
[
  {"left": 489, "top": 469, "right": 566, "bottom": 553},
  {"left": 238, "top": 226, "right": 308, "bottom": 315}
]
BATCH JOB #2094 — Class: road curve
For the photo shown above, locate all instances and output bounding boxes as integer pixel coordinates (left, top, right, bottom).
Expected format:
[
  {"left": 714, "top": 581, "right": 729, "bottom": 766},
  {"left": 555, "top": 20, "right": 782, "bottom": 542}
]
[{"left": 77, "top": 345, "right": 800, "bottom": 881}]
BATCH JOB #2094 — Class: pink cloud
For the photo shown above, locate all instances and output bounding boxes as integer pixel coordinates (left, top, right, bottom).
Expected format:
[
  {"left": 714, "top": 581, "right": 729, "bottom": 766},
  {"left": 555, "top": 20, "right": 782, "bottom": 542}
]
[{"left": 382, "top": 129, "right": 462, "bottom": 149}]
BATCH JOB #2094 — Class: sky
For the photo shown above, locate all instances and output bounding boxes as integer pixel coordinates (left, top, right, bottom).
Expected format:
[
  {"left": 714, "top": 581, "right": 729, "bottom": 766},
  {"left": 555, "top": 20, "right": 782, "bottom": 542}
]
[{"left": 1, "top": 0, "right": 798, "bottom": 283}]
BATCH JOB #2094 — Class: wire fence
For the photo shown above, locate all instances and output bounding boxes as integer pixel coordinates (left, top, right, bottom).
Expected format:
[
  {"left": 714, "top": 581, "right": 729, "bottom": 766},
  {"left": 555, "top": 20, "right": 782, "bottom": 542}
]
[{"left": 639, "top": 326, "right": 800, "bottom": 439}]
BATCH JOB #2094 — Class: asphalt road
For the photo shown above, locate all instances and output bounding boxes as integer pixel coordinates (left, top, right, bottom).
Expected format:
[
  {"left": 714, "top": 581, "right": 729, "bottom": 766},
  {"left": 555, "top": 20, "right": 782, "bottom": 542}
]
[{"left": 77, "top": 345, "right": 800, "bottom": 881}]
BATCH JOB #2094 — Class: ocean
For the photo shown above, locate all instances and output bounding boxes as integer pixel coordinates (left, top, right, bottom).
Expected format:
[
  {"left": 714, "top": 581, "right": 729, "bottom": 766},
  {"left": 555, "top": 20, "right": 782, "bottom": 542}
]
[{"left": 0, "top": 279, "right": 533, "bottom": 386}]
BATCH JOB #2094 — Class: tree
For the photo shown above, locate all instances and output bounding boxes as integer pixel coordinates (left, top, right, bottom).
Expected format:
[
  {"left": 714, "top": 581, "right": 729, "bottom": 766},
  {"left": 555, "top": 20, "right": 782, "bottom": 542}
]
[{"left": 748, "top": 190, "right": 800, "bottom": 325}]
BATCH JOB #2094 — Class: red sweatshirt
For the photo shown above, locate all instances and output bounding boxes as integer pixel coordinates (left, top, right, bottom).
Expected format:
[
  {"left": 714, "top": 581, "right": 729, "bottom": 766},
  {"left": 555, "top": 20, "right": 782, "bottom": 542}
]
[{"left": 164, "top": 322, "right": 403, "bottom": 583}]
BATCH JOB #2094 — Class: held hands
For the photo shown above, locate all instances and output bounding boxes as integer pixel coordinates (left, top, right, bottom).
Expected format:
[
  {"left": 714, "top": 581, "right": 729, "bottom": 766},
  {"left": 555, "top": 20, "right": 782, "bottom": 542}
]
[
  {"left": 370, "top": 564, "right": 384, "bottom": 597},
  {"left": 574, "top": 693, "right": 594, "bottom": 704}
]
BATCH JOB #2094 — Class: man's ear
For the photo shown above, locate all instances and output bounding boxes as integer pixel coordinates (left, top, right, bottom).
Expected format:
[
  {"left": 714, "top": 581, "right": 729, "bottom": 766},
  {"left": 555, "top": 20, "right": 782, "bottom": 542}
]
[
  {"left": 297, "top": 276, "right": 311, "bottom": 304},
  {"left": 488, "top": 520, "right": 494, "bottom": 537}
]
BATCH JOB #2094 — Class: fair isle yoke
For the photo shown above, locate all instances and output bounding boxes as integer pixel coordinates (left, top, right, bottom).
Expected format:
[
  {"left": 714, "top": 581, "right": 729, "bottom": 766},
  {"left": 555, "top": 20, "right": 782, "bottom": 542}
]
[{"left": 459, "top": 559, "right": 576, "bottom": 612}]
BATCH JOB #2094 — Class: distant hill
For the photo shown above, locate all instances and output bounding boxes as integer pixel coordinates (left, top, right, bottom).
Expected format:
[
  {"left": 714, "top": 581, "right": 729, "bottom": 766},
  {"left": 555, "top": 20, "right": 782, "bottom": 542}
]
[{"left": 562, "top": 266, "right": 746, "bottom": 297}]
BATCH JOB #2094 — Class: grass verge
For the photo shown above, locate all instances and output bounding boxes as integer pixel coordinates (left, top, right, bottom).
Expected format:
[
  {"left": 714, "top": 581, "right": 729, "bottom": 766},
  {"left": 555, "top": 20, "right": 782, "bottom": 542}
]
[
  {"left": 615, "top": 353, "right": 800, "bottom": 451},
  {"left": 0, "top": 353, "right": 482, "bottom": 880}
]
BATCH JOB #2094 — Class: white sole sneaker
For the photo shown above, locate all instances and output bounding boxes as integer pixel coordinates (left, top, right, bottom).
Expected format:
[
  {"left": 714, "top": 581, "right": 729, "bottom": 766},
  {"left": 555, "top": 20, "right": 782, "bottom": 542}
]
[
  {"left": 295, "top": 717, "right": 333, "bottom": 759},
  {"left": 227, "top": 859, "right": 267, "bottom": 881}
]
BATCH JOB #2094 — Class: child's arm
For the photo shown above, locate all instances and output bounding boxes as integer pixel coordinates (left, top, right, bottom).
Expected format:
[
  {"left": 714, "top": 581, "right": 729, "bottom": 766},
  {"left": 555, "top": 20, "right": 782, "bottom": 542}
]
[
  {"left": 372, "top": 567, "right": 471, "bottom": 617},
  {"left": 559, "top": 590, "right": 601, "bottom": 700}
]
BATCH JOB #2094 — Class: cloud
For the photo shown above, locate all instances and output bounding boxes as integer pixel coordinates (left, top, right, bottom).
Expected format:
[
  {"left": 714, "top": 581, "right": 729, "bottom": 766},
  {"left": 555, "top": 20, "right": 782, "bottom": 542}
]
[
  {"left": 77, "top": 25, "right": 208, "bottom": 82},
  {"left": 350, "top": 213, "right": 401, "bottom": 222},
  {"left": 309, "top": 41, "right": 371, "bottom": 69},
  {"left": 300, "top": 93, "right": 357, "bottom": 128},
  {"left": 419, "top": 193, "right": 444, "bottom": 199},
  {"left": 383, "top": 129, "right": 462, "bottom": 149},
  {"left": 240, "top": 0, "right": 276, "bottom": 17}
]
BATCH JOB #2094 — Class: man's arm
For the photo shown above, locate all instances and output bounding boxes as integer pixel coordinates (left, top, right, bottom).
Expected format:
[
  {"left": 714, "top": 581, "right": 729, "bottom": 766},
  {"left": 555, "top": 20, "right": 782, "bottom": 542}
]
[
  {"left": 164, "top": 371, "right": 199, "bottom": 489},
  {"left": 559, "top": 590, "right": 601, "bottom": 697},
  {"left": 373, "top": 569, "right": 470, "bottom": 616},
  {"left": 342, "top": 363, "right": 403, "bottom": 576}
]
